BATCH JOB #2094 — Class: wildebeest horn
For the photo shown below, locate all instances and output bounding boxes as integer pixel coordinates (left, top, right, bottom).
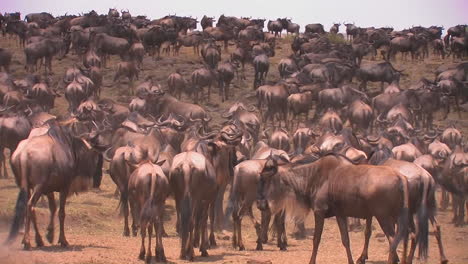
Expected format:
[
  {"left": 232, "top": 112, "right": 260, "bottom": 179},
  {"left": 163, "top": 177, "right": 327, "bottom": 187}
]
[
  {"left": 244, "top": 132, "right": 252, "bottom": 142},
  {"left": 423, "top": 131, "right": 438, "bottom": 140},
  {"left": 103, "top": 147, "right": 114, "bottom": 161},
  {"left": 261, "top": 127, "right": 272, "bottom": 139},
  {"left": 280, "top": 128, "right": 289, "bottom": 135},
  {"left": 203, "top": 115, "right": 212, "bottom": 122},
  {"left": 156, "top": 114, "right": 171, "bottom": 126},
  {"left": 307, "top": 128, "right": 321, "bottom": 137},
  {"left": 366, "top": 134, "right": 381, "bottom": 143},
  {"left": 247, "top": 105, "right": 257, "bottom": 112},
  {"left": 222, "top": 110, "right": 233, "bottom": 118}
]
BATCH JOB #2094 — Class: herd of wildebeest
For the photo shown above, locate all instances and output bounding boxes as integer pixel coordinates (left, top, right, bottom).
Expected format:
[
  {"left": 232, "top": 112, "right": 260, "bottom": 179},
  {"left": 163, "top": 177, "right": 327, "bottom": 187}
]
[{"left": 0, "top": 8, "right": 467, "bottom": 264}]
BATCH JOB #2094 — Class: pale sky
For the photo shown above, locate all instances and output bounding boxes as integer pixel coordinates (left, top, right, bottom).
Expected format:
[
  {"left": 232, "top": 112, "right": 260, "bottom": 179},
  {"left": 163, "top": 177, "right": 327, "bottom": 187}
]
[{"left": 3, "top": 0, "right": 467, "bottom": 32}]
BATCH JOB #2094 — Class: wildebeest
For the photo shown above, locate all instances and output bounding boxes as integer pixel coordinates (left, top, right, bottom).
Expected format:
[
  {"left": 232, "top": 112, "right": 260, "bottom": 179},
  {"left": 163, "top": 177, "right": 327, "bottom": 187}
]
[
  {"left": 356, "top": 61, "right": 404, "bottom": 92},
  {"left": 0, "top": 48, "right": 12, "bottom": 72},
  {"left": 253, "top": 54, "right": 269, "bottom": 89},
  {"left": 201, "top": 15, "right": 215, "bottom": 30},
  {"left": 170, "top": 151, "right": 218, "bottom": 260},
  {"left": 167, "top": 71, "right": 187, "bottom": 100},
  {"left": 6, "top": 119, "right": 108, "bottom": 249},
  {"left": 217, "top": 60, "right": 238, "bottom": 102},
  {"left": 257, "top": 154, "right": 413, "bottom": 264},
  {"left": 330, "top": 23, "right": 341, "bottom": 35},
  {"left": 305, "top": 23, "right": 325, "bottom": 34},
  {"left": 128, "top": 159, "right": 169, "bottom": 263},
  {"left": 24, "top": 37, "right": 67, "bottom": 74}
]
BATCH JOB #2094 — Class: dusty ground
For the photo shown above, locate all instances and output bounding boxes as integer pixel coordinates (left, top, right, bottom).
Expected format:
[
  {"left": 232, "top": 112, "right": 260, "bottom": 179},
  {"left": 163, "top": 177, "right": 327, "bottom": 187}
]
[{"left": 0, "top": 34, "right": 467, "bottom": 264}]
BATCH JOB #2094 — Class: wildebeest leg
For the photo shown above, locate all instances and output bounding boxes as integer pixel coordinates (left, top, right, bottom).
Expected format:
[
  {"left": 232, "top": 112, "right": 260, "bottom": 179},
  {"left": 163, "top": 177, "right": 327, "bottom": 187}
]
[
  {"left": 0, "top": 147, "right": 7, "bottom": 178},
  {"left": 357, "top": 217, "right": 372, "bottom": 264},
  {"left": 139, "top": 218, "right": 147, "bottom": 260},
  {"left": 260, "top": 208, "right": 271, "bottom": 245},
  {"left": 193, "top": 207, "right": 201, "bottom": 248},
  {"left": 30, "top": 191, "right": 45, "bottom": 247},
  {"left": 121, "top": 189, "right": 130, "bottom": 236},
  {"left": 58, "top": 190, "right": 70, "bottom": 247},
  {"left": 199, "top": 203, "right": 210, "bottom": 257},
  {"left": 430, "top": 217, "right": 448, "bottom": 264},
  {"left": 275, "top": 211, "right": 287, "bottom": 250},
  {"left": 309, "top": 213, "right": 325, "bottom": 264},
  {"left": 376, "top": 217, "right": 399, "bottom": 264},
  {"left": 45, "top": 193, "right": 56, "bottom": 244},
  {"left": 440, "top": 189, "right": 449, "bottom": 210},
  {"left": 129, "top": 196, "right": 139, "bottom": 236},
  {"left": 145, "top": 223, "right": 153, "bottom": 263},
  {"left": 22, "top": 188, "right": 34, "bottom": 250},
  {"left": 406, "top": 218, "right": 417, "bottom": 264},
  {"left": 214, "top": 185, "right": 227, "bottom": 230},
  {"left": 154, "top": 220, "right": 167, "bottom": 262},
  {"left": 234, "top": 205, "right": 250, "bottom": 251},
  {"left": 209, "top": 202, "right": 217, "bottom": 247},
  {"left": 336, "top": 216, "right": 354, "bottom": 264}
]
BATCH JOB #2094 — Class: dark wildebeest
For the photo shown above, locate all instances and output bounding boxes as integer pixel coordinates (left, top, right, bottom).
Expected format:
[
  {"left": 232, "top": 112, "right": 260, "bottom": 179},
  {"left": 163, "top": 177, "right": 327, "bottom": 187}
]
[
  {"left": 256, "top": 83, "right": 289, "bottom": 127},
  {"left": 191, "top": 67, "right": 217, "bottom": 103},
  {"left": 368, "top": 154, "right": 448, "bottom": 264},
  {"left": 167, "top": 71, "right": 187, "bottom": 100},
  {"left": 267, "top": 19, "right": 283, "bottom": 37},
  {"left": 114, "top": 61, "right": 140, "bottom": 92},
  {"left": 278, "top": 58, "right": 298, "bottom": 79},
  {"left": 170, "top": 151, "right": 218, "bottom": 261},
  {"left": 253, "top": 54, "right": 269, "bottom": 89},
  {"left": 287, "top": 91, "right": 313, "bottom": 129},
  {"left": 217, "top": 60, "right": 238, "bottom": 102},
  {"left": 305, "top": 23, "right": 325, "bottom": 34},
  {"left": 90, "top": 32, "right": 130, "bottom": 67},
  {"left": 201, "top": 15, "right": 215, "bottom": 30},
  {"left": 128, "top": 159, "right": 169, "bottom": 263},
  {"left": 345, "top": 23, "right": 359, "bottom": 42},
  {"left": 0, "top": 48, "right": 12, "bottom": 72},
  {"left": 225, "top": 141, "right": 291, "bottom": 250},
  {"left": 24, "top": 37, "right": 67, "bottom": 74},
  {"left": 6, "top": 120, "right": 108, "bottom": 249},
  {"left": 387, "top": 35, "right": 428, "bottom": 61},
  {"left": 356, "top": 61, "right": 404, "bottom": 92},
  {"left": 330, "top": 23, "right": 341, "bottom": 34},
  {"left": 257, "top": 154, "right": 413, "bottom": 264}
]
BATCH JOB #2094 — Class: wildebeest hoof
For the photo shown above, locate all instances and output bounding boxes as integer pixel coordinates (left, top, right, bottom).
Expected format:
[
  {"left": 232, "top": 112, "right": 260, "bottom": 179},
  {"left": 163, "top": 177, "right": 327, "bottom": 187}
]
[
  {"left": 239, "top": 245, "right": 245, "bottom": 251},
  {"left": 23, "top": 241, "right": 32, "bottom": 250},
  {"left": 139, "top": 251, "right": 145, "bottom": 260},
  {"left": 46, "top": 230, "right": 54, "bottom": 243},
  {"left": 123, "top": 229, "right": 130, "bottom": 237},
  {"left": 201, "top": 250, "right": 209, "bottom": 257},
  {"left": 59, "top": 238, "right": 69, "bottom": 247},
  {"left": 209, "top": 237, "right": 217, "bottom": 248},
  {"left": 156, "top": 249, "right": 166, "bottom": 262},
  {"left": 35, "top": 236, "right": 44, "bottom": 247},
  {"left": 356, "top": 256, "right": 367, "bottom": 264},
  {"left": 255, "top": 243, "right": 263, "bottom": 251},
  {"left": 145, "top": 254, "right": 152, "bottom": 264}
]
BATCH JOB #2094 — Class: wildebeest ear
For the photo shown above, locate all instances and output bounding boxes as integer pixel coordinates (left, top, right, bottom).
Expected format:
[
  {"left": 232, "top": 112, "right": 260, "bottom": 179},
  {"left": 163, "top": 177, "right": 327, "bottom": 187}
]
[
  {"left": 155, "top": 159, "right": 166, "bottom": 167},
  {"left": 208, "top": 141, "right": 219, "bottom": 155}
]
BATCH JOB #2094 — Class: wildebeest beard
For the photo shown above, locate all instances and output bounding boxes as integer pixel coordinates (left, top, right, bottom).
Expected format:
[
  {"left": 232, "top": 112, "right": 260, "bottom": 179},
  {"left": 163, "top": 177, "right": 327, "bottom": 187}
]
[{"left": 261, "top": 160, "right": 322, "bottom": 222}]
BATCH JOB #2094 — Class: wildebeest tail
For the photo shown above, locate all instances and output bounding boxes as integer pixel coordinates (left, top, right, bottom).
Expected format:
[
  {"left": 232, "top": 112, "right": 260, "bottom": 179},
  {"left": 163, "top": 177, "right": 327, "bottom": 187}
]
[
  {"left": 417, "top": 174, "right": 431, "bottom": 260},
  {"left": 391, "top": 173, "right": 410, "bottom": 254},
  {"left": 117, "top": 188, "right": 128, "bottom": 217},
  {"left": 5, "top": 189, "right": 27, "bottom": 244},
  {"left": 180, "top": 194, "right": 192, "bottom": 239},
  {"left": 224, "top": 183, "right": 238, "bottom": 230},
  {"left": 141, "top": 170, "right": 158, "bottom": 221}
]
